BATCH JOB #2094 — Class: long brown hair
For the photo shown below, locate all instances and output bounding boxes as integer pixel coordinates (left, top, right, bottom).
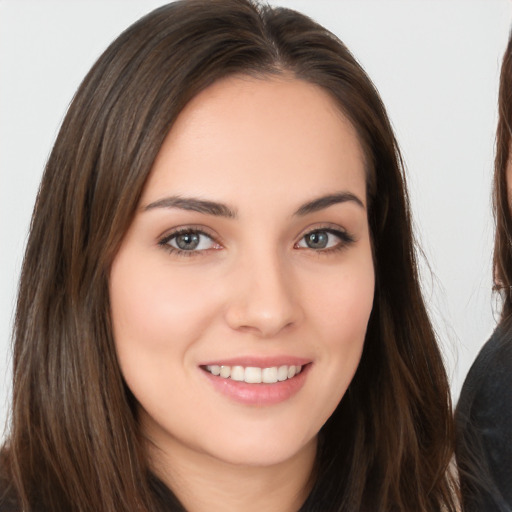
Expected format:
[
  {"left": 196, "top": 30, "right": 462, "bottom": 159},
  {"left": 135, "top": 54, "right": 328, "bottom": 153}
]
[
  {"left": 1, "top": 1, "right": 457, "bottom": 510},
  {"left": 454, "top": 29, "right": 512, "bottom": 510},
  {"left": 493, "top": 31, "right": 512, "bottom": 319}
]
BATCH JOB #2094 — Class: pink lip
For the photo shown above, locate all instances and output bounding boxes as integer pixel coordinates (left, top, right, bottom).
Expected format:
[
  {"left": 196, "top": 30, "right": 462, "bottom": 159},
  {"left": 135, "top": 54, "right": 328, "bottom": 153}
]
[{"left": 200, "top": 361, "right": 312, "bottom": 406}]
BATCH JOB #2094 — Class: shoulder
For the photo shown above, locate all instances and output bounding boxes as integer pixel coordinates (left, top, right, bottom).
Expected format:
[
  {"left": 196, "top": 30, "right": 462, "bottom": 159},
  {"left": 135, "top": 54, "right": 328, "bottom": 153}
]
[
  {"left": 455, "top": 321, "right": 512, "bottom": 510},
  {"left": 457, "top": 323, "right": 512, "bottom": 420}
]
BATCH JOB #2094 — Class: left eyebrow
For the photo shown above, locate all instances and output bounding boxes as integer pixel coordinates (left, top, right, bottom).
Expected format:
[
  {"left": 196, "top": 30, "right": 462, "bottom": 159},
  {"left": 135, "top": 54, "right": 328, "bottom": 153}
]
[
  {"left": 294, "top": 192, "right": 365, "bottom": 216},
  {"left": 142, "top": 195, "right": 237, "bottom": 218}
]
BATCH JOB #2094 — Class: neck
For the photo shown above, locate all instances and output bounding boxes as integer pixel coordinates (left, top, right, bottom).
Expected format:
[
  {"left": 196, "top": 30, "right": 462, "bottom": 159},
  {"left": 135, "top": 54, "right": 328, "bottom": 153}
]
[{"left": 147, "top": 436, "right": 317, "bottom": 512}]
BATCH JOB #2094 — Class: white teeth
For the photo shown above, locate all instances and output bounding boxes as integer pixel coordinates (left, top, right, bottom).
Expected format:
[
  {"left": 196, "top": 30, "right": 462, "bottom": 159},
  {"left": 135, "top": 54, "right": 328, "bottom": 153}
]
[
  {"left": 277, "top": 365, "right": 288, "bottom": 381},
  {"left": 205, "top": 364, "right": 303, "bottom": 383},
  {"left": 262, "top": 367, "right": 278, "bottom": 383},
  {"left": 209, "top": 365, "right": 221, "bottom": 376},
  {"left": 219, "top": 365, "right": 231, "bottom": 378},
  {"left": 245, "top": 367, "right": 262, "bottom": 383},
  {"left": 231, "top": 366, "right": 245, "bottom": 381}
]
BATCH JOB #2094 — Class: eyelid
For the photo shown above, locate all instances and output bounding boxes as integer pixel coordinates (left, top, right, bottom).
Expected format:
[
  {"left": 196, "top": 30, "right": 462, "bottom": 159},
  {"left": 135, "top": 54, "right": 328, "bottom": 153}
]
[
  {"left": 157, "top": 223, "right": 218, "bottom": 239},
  {"left": 295, "top": 223, "right": 353, "bottom": 241}
]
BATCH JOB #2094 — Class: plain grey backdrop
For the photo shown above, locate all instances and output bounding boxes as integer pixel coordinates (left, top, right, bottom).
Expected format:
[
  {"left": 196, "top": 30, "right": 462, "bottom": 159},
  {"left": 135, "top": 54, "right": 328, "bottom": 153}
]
[{"left": 1, "top": 0, "right": 511, "bottom": 440}]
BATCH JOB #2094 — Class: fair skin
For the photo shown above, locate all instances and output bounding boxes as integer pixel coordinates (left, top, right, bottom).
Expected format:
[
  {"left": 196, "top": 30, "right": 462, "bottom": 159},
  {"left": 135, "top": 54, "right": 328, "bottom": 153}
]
[{"left": 110, "top": 75, "right": 375, "bottom": 512}]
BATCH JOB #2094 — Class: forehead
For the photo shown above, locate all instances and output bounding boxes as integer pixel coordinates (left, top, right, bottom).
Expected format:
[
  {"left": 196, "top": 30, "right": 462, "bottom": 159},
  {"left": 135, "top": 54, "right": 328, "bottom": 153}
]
[{"left": 143, "top": 76, "right": 367, "bottom": 209}]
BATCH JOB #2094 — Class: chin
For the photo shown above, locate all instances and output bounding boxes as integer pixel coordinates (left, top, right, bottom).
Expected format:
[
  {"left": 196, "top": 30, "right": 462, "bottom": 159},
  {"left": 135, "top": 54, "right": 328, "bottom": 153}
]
[{"left": 197, "top": 430, "right": 318, "bottom": 468}]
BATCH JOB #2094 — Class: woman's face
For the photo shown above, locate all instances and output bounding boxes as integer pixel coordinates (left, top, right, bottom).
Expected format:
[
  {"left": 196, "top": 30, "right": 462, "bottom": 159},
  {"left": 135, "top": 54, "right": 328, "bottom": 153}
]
[{"left": 110, "top": 76, "right": 374, "bottom": 471}]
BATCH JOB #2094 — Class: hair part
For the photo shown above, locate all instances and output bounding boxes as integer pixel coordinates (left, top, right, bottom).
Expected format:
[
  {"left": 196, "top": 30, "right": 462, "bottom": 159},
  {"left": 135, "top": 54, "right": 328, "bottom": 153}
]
[{"left": 2, "top": 1, "right": 457, "bottom": 511}]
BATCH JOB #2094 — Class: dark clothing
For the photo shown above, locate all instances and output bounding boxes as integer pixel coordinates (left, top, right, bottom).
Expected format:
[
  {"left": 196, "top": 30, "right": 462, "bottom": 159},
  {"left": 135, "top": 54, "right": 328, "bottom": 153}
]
[
  {"left": 0, "top": 476, "right": 18, "bottom": 512},
  {"left": 0, "top": 475, "right": 316, "bottom": 512},
  {"left": 0, "top": 476, "right": 183, "bottom": 512},
  {"left": 455, "top": 321, "right": 512, "bottom": 512}
]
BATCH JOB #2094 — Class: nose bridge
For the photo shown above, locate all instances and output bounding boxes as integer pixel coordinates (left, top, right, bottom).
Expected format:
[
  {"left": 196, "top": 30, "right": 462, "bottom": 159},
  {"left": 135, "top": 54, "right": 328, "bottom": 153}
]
[{"left": 225, "top": 243, "right": 301, "bottom": 337}]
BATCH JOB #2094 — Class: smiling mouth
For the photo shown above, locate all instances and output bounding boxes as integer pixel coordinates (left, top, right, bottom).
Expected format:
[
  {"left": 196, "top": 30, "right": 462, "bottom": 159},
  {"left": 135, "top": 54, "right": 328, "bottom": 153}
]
[{"left": 203, "top": 364, "right": 303, "bottom": 384}]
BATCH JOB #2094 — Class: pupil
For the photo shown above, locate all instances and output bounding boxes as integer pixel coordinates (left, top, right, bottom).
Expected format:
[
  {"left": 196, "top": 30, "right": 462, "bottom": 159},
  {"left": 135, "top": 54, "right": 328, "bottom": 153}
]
[
  {"left": 176, "top": 233, "right": 200, "bottom": 250},
  {"left": 307, "top": 231, "right": 328, "bottom": 249}
]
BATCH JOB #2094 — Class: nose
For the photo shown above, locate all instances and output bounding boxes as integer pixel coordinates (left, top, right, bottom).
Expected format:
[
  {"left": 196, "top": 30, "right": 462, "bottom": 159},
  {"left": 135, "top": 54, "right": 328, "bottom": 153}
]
[{"left": 224, "top": 249, "right": 303, "bottom": 338}]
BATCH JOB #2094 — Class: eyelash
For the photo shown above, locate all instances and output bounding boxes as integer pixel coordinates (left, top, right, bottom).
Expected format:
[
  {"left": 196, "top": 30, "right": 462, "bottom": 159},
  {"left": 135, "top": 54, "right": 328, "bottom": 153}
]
[
  {"left": 158, "top": 227, "right": 219, "bottom": 257},
  {"left": 295, "top": 227, "right": 356, "bottom": 254},
  {"left": 158, "top": 226, "right": 355, "bottom": 257}
]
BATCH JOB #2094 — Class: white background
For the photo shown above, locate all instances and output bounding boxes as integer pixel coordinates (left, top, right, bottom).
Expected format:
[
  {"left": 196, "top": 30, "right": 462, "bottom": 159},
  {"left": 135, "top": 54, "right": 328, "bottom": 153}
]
[{"left": 1, "top": 0, "right": 511, "bottom": 439}]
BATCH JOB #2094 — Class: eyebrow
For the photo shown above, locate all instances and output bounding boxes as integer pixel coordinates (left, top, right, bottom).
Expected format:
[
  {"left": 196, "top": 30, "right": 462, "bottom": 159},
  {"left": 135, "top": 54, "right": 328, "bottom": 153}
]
[
  {"left": 142, "top": 191, "right": 364, "bottom": 218},
  {"left": 143, "top": 196, "right": 237, "bottom": 218},
  {"left": 294, "top": 192, "right": 365, "bottom": 216}
]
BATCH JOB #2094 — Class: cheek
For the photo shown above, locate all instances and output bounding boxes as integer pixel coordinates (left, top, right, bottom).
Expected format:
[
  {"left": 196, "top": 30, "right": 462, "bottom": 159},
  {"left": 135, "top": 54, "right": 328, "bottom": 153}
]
[
  {"left": 108, "top": 252, "right": 228, "bottom": 413},
  {"left": 108, "top": 251, "right": 222, "bottom": 415},
  {"left": 308, "top": 251, "right": 374, "bottom": 385},
  {"left": 292, "top": 253, "right": 374, "bottom": 438},
  {"left": 109, "top": 253, "right": 220, "bottom": 352},
  {"left": 309, "top": 255, "right": 375, "bottom": 345}
]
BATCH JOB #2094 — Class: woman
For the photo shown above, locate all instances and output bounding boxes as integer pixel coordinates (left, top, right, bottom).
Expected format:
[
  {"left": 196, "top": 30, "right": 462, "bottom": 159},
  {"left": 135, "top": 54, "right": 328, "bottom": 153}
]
[
  {"left": 455, "top": 33, "right": 512, "bottom": 512},
  {"left": 0, "top": 1, "right": 457, "bottom": 510}
]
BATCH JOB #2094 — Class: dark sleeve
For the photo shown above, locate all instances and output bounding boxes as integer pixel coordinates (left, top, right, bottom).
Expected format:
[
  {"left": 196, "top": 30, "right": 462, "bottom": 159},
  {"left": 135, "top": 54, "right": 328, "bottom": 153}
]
[
  {"left": 0, "top": 483, "right": 19, "bottom": 512},
  {"left": 455, "top": 327, "right": 512, "bottom": 512},
  {"left": 0, "top": 501, "right": 19, "bottom": 512}
]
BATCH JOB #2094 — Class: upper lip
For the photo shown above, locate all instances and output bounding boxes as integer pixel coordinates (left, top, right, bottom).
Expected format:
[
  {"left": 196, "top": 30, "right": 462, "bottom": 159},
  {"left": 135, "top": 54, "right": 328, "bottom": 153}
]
[{"left": 199, "top": 356, "right": 312, "bottom": 368}]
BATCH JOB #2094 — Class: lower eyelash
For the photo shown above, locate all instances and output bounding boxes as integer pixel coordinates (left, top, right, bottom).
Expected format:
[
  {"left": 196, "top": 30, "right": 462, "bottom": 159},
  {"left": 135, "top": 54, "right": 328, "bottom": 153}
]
[{"left": 161, "top": 245, "right": 198, "bottom": 257}]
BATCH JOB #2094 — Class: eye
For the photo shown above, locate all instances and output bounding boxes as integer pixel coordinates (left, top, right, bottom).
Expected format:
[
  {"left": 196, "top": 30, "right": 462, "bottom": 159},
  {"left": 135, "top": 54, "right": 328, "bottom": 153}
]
[
  {"left": 295, "top": 228, "right": 354, "bottom": 251},
  {"left": 159, "top": 229, "right": 220, "bottom": 254}
]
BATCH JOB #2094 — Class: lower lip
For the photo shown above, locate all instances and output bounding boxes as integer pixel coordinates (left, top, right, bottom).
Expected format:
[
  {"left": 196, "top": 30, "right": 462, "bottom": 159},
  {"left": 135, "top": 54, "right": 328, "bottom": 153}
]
[{"left": 201, "top": 364, "right": 311, "bottom": 406}]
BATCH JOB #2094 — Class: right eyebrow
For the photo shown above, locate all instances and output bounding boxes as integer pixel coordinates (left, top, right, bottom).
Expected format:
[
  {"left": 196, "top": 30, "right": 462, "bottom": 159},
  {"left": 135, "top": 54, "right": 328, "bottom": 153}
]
[
  {"left": 142, "top": 195, "right": 237, "bottom": 219},
  {"left": 294, "top": 191, "right": 365, "bottom": 216}
]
